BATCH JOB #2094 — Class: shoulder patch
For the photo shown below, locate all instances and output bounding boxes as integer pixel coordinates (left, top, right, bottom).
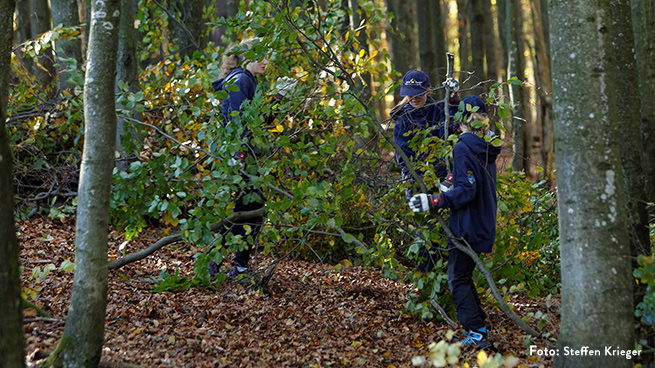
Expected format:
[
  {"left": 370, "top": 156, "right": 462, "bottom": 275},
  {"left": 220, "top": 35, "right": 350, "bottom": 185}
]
[{"left": 467, "top": 170, "right": 475, "bottom": 184}]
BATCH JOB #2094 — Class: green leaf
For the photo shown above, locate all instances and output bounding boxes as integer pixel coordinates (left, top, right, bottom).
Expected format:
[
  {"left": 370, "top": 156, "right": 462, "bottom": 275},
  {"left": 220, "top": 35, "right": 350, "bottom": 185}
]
[
  {"left": 342, "top": 233, "right": 356, "bottom": 243},
  {"left": 59, "top": 259, "right": 75, "bottom": 272}
]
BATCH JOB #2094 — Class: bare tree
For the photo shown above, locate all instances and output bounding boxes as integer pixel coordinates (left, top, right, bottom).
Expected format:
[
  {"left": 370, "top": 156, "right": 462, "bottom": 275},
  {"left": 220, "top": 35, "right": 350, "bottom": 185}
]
[
  {"left": 0, "top": 1, "right": 25, "bottom": 367},
  {"left": 45, "top": 0, "right": 121, "bottom": 366},
  {"left": 550, "top": 0, "right": 635, "bottom": 366}
]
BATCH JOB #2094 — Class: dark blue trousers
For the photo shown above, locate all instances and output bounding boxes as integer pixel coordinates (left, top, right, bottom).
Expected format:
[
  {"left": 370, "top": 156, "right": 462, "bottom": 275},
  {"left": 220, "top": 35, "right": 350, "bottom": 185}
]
[
  {"left": 222, "top": 184, "right": 265, "bottom": 268},
  {"left": 448, "top": 247, "right": 486, "bottom": 331}
]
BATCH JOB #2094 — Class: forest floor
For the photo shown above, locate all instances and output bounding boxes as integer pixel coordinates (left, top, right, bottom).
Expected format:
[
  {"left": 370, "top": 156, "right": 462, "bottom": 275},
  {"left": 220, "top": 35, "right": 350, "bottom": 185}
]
[{"left": 19, "top": 217, "right": 558, "bottom": 368}]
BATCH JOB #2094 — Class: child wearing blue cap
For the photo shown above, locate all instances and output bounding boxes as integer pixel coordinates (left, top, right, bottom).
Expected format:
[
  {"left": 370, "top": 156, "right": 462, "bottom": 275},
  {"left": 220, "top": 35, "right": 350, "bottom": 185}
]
[
  {"left": 392, "top": 70, "right": 461, "bottom": 272},
  {"left": 408, "top": 97, "right": 501, "bottom": 349}
]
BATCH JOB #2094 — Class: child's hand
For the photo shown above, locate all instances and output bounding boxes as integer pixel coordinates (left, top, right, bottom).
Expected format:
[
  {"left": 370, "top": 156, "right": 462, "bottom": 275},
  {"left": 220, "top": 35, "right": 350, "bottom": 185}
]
[
  {"left": 409, "top": 193, "right": 443, "bottom": 212},
  {"left": 275, "top": 76, "right": 298, "bottom": 97}
]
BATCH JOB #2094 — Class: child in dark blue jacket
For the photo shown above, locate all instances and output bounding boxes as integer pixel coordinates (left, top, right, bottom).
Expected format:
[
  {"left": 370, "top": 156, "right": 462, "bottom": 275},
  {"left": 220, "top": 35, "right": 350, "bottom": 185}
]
[
  {"left": 409, "top": 96, "right": 501, "bottom": 349},
  {"left": 209, "top": 38, "right": 296, "bottom": 278}
]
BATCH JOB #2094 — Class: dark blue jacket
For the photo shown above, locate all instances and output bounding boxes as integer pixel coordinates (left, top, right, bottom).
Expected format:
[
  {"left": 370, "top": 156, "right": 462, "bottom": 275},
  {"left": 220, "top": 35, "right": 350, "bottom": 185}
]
[
  {"left": 212, "top": 68, "right": 281, "bottom": 139},
  {"left": 442, "top": 132, "right": 501, "bottom": 253},
  {"left": 392, "top": 96, "right": 460, "bottom": 179}
]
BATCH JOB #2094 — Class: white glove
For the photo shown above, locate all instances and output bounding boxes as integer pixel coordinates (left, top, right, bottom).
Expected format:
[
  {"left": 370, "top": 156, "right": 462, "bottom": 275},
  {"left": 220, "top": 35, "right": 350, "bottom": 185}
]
[
  {"left": 409, "top": 193, "right": 443, "bottom": 213},
  {"left": 439, "top": 173, "right": 454, "bottom": 193},
  {"left": 275, "top": 76, "right": 298, "bottom": 97},
  {"left": 443, "top": 77, "right": 460, "bottom": 93}
]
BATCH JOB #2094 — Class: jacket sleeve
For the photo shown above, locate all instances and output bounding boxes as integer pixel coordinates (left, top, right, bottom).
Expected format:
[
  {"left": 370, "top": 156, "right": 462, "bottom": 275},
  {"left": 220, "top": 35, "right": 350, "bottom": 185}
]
[
  {"left": 224, "top": 73, "right": 255, "bottom": 124},
  {"left": 442, "top": 145, "right": 477, "bottom": 210},
  {"left": 393, "top": 117, "right": 415, "bottom": 172}
]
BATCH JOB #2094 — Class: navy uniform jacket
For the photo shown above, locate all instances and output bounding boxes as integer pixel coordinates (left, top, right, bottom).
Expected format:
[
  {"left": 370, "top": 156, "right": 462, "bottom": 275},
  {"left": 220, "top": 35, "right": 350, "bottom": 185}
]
[
  {"left": 442, "top": 132, "right": 501, "bottom": 253},
  {"left": 392, "top": 96, "right": 460, "bottom": 179},
  {"left": 212, "top": 68, "right": 282, "bottom": 139}
]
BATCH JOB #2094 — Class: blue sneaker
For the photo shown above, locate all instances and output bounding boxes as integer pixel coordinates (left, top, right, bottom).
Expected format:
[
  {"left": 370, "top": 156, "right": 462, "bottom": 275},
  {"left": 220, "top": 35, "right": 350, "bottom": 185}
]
[
  {"left": 459, "top": 327, "right": 491, "bottom": 349},
  {"left": 227, "top": 265, "right": 249, "bottom": 279},
  {"left": 208, "top": 260, "right": 220, "bottom": 278}
]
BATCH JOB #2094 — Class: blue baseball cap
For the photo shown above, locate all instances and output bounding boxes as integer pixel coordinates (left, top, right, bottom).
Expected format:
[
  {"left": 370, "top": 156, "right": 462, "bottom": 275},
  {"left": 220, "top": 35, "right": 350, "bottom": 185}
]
[
  {"left": 400, "top": 70, "right": 430, "bottom": 97},
  {"left": 460, "top": 96, "right": 488, "bottom": 116}
]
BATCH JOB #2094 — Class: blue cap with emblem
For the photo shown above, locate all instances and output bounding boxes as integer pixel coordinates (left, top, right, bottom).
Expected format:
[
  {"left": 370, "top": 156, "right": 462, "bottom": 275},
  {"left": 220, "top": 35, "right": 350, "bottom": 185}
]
[{"left": 400, "top": 70, "right": 430, "bottom": 97}]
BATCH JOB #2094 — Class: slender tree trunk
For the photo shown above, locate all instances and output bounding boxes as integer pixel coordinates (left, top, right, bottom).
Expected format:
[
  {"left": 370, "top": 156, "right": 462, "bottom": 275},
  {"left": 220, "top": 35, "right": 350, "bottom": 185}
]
[
  {"left": 433, "top": 0, "right": 447, "bottom": 85},
  {"left": 417, "top": 0, "right": 438, "bottom": 84},
  {"left": 46, "top": 1, "right": 121, "bottom": 367},
  {"left": 481, "top": 0, "right": 498, "bottom": 83},
  {"left": 531, "top": 0, "right": 554, "bottom": 183},
  {"left": 610, "top": 0, "right": 650, "bottom": 261},
  {"left": 168, "top": 0, "right": 206, "bottom": 58},
  {"left": 115, "top": 0, "right": 142, "bottom": 172},
  {"left": 0, "top": 1, "right": 25, "bottom": 367},
  {"left": 632, "top": 0, "right": 655, "bottom": 202},
  {"left": 550, "top": 1, "right": 635, "bottom": 367},
  {"left": 509, "top": 0, "right": 529, "bottom": 173},
  {"left": 456, "top": 0, "right": 471, "bottom": 89},
  {"left": 497, "top": 0, "right": 509, "bottom": 82},
  {"left": 51, "top": 0, "right": 83, "bottom": 93},
  {"left": 470, "top": 0, "right": 485, "bottom": 93},
  {"left": 15, "top": 0, "right": 32, "bottom": 72},
  {"left": 386, "top": 0, "right": 419, "bottom": 103},
  {"left": 30, "top": 0, "right": 55, "bottom": 89}
]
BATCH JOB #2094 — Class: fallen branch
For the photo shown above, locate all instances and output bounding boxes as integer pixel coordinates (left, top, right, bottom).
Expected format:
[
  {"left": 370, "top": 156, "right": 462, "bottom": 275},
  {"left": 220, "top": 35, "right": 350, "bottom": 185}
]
[
  {"left": 23, "top": 296, "right": 54, "bottom": 318},
  {"left": 108, "top": 208, "right": 266, "bottom": 269},
  {"left": 430, "top": 300, "right": 458, "bottom": 329}
]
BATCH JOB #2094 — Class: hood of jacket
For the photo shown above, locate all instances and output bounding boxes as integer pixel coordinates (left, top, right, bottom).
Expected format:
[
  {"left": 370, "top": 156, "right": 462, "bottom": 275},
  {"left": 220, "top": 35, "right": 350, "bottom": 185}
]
[
  {"left": 458, "top": 132, "right": 502, "bottom": 164},
  {"left": 212, "top": 68, "right": 255, "bottom": 92}
]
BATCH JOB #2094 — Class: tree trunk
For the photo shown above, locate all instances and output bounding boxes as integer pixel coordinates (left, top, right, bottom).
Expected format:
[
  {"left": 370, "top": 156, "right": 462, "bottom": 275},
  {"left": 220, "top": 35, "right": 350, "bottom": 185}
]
[
  {"left": 497, "top": 0, "right": 508, "bottom": 82},
  {"left": 481, "top": 0, "right": 498, "bottom": 83},
  {"left": 550, "top": 1, "right": 635, "bottom": 367},
  {"left": 46, "top": 0, "right": 120, "bottom": 366},
  {"left": 0, "top": 1, "right": 25, "bottom": 367},
  {"left": 456, "top": 0, "right": 470, "bottom": 88},
  {"left": 417, "top": 0, "right": 438, "bottom": 84},
  {"left": 632, "top": 0, "right": 655, "bottom": 202},
  {"left": 30, "top": 0, "right": 55, "bottom": 89},
  {"left": 51, "top": 0, "right": 83, "bottom": 93},
  {"left": 610, "top": 0, "right": 650, "bottom": 261},
  {"left": 531, "top": 0, "right": 554, "bottom": 183},
  {"left": 15, "top": 0, "right": 32, "bottom": 72},
  {"left": 115, "top": 0, "right": 142, "bottom": 172},
  {"left": 168, "top": 0, "right": 206, "bottom": 58},
  {"left": 386, "top": 0, "right": 419, "bottom": 103},
  {"left": 470, "top": 0, "right": 485, "bottom": 93},
  {"left": 509, "top": 0, "right": 529, "bottom": 173},
  {"left": 432, "top": 0, "right": 447, "bottom": 85}
]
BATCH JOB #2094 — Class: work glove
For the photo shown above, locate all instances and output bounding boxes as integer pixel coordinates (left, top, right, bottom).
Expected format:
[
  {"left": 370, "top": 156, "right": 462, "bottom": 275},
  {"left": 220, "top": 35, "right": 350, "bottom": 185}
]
[
  {"left": 409, "top": 193, "right": 443, "bottom": 213},
  {"left": 443, "top": 77, "right": 460, "bottom": 93},
  {"left": 227, "top": 150, "right": 246, "bottom": 168},
  {"left": 275, "top": 76, "right": 298, "bottom": 97},
  {"left": 439, "top": 173, "right": 454, "bottom": 193}
]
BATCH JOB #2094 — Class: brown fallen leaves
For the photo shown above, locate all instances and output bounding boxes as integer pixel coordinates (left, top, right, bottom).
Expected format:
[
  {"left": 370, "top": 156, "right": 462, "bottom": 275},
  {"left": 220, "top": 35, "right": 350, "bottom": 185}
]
[{"left": 18, "top": 217, "right": 557, "bottom": 367}]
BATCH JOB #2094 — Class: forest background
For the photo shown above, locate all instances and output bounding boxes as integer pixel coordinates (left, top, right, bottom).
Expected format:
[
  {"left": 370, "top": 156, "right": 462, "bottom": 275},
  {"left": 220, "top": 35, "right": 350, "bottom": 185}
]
[{"left": 0, "top": 0, "right": 654, "bottom": 367}]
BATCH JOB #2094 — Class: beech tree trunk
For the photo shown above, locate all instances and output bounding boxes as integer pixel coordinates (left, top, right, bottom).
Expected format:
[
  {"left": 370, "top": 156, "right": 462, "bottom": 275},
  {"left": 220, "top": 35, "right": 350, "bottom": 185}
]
[
  {"left": 386, "top": 0, "right": 419, "bottom": 103},
  {"left": 550, "top": 1, "right": 635, "bottom": 367},
  {"left": 115, "top": 0, "right": 142, "bottom": 172},
  {"left": 609, "top": 0, "right": 650, "bottom": 261},
  {"left": 508, "top": 0, "right": 529, "bottom": 173},
  {"left": 47, "top": 0, "right": 121, "bottom": 366},
  {"left": 168, "top": 0, "right": 206, "bottom": 58},
  {"left": 432, "top": 0, "right": 447, "bottom": 85},
  {"left": 456, "top": 0, "right": 470, "bottom": 85},
  {"left": 30, "top": 0, "right": 55, "bottom": 89},
  {"left": 0, "top": 1, "right": 25, "bottom": 367},
  {"left": 470, "top": 0, "right": 485, "bottom": 93},
  {"left": 51, "top": 0, "right": 83, "bottom": 93},
  {"left": 632, "top": 0, "right": 655, "bottom": 202},
  {"left": 481, "top": 0, "right": 498, "bottom": 82},
  {"left": 417, "top": 0, "right": 439, "bottom": 84}
]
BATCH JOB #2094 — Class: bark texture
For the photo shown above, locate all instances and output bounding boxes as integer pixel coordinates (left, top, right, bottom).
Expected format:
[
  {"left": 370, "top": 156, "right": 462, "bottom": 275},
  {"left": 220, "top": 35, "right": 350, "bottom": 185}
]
[
  {"left": 386, "top": 0, "right": 419, "bottom": 103},
  {"left": 632, "top": 0, "right": 655, "bottom": 202},
  {"left": 417, "top": 0, "right": 439, "bottom": 84},
  {"left": 48, "top": 0, "right": 121, "bottom": 366},
  {"left": 0, "top": 1, "right": 25, "bottom": 367},
  {"left": 115, "top": 0, "right": 142, "bottom": 171},
  {"left": 550, "top": 1, "right": 635, "bottom": 367},
  {"left": 509, "top": 0, "right": 529, "bottom": 172},
  {"left": 51, "top": 0, "right": 83, "bottom": 92},
  {"left": 609, "top": 0, "right": 650, "bottom": 261}
]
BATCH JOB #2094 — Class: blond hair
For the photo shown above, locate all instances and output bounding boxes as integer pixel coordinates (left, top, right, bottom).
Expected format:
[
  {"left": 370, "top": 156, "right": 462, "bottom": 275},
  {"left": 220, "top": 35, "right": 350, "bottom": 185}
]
[
  {"left": 220, "top": 38, "right": 260, "bottom": 77},
  {"left": 464, "top": 112, "right": 490, "bottom": 135}
]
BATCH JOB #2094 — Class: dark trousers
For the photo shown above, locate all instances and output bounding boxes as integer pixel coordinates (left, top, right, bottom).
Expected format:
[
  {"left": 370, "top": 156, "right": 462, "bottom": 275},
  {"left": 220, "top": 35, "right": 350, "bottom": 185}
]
[
  {"left": 448, "top": 247, "right": 485, "bottom": 331},
  {"left": 221, "top": 183, "right": 265, "bottom": 268}
]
